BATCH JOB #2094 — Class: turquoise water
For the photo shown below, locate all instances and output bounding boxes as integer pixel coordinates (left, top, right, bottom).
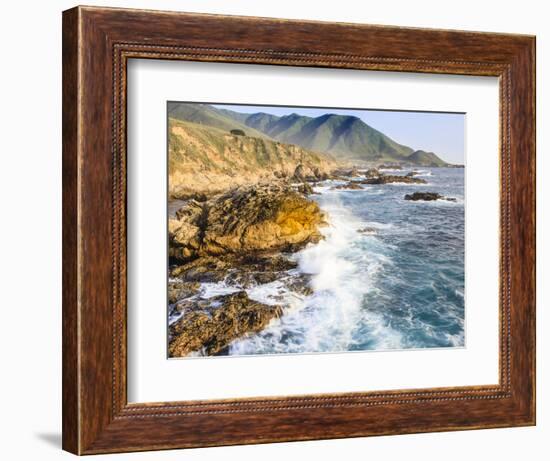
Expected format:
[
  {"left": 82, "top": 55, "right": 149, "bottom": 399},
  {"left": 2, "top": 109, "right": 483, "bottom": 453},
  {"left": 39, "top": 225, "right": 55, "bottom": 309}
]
[{"left": 218, "top": 168, "right": 465, "bottom": 355}]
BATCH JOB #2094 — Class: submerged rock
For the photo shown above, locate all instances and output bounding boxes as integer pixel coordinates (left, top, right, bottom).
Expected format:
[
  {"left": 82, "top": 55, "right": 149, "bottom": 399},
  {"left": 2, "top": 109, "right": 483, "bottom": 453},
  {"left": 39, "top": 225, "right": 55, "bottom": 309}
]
[
  {"left": 169, "top": 291, "right": 283, "bottom": 356},
  {"left": 404, "top": 192, "right": 457, "bottom": 202},
  {"left": 284, "top": 273, "right": 314, "bottom": 296},
  {"left": 357, "top": 227, "right": 378, "bottom": 235}
]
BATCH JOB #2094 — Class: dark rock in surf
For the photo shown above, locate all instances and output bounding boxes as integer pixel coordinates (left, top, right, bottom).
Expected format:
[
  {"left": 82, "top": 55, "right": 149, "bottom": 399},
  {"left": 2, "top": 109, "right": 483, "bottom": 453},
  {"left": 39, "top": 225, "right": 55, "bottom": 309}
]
[
  {"left": 404, "top": 192, "right": 457, "bottom": 202},
  {"left": 331, "top": 181, "right": 363, "bottom": 190},
  {"left": 357, "top": 227, "right": 378, "bottom": 235},
  {"left": 169, "top": 291, "right": 283, "bottom": 357},
  {"left": 361, "top": 174, "right": 427, "bottom": 185}
]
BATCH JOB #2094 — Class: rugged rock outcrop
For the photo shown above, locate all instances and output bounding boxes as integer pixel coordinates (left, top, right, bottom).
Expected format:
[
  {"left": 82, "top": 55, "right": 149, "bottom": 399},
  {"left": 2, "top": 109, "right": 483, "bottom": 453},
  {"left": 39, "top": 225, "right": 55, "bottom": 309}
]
[
  {"left": 202, "top": 184, "right": 326, "bottom": 255},
  {"left": 170, "top": 253, "right": 299, "bottom": 288},
  {"left": 167, "top": 184, "right": 325, "bottom": 357},
  {"left": 169, "top": 184, "right": 325, "bottom": 261},
  {"left": 292, "top": 164, "right": 330, "bottom": 182},
  {"left": 169, "top": 291, "right": 283, "bottom": 356},
  {"left": 404, "top": 192, "right": 457, "bottom": 202},
  {"left": 168, "top": 281, "right": 201, "bottom": 304},
  {"left": 296, "top": 182, "right": 315, "bottom": 195},
  {"left": 168, "top": 199, "right": 206, "bottom": 261},
  {"left": 332, "top": 167, "right": 361, "bottom": 179},
  {"left": 364, "top": 168, "right": 380, "bottom": 178}
]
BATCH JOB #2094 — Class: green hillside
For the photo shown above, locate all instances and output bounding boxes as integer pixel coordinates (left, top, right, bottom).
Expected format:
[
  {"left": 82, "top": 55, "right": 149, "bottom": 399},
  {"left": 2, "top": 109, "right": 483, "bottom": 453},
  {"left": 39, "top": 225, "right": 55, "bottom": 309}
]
[
  {"left": 168, "top": 118, "right": 337, "bottom": 196},
  {"left": 169, "top": 103, "right": 452, "bottom": 166},
  {"left": 168, "top": 103, "right": 271, "bottom": 141}
]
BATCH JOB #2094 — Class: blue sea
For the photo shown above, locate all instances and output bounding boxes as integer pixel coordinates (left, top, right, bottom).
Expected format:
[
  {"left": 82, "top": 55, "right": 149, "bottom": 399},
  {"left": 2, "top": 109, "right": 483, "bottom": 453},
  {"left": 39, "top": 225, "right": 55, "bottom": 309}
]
[{"left": 184, "top": 168, "right": 465, "bottom": 356}]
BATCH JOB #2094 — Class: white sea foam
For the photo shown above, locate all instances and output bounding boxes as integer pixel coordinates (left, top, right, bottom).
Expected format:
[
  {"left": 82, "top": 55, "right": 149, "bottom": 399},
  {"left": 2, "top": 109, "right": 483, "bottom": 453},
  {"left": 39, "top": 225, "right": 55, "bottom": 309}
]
[
  {"left": 228, "top": 192, "right": 404, "bottom": 355},
  {"left": 385, "top": 181, "right": 431, "bottom": 187},
  {"left": 361, "top": 221, "right": 394, "bottom": 230},
  {"left": 405, "top": 197, "right": 464, "bottom": 206},
  {"left": 378, "top": 168, "right": 402, "bottom": 173},
  {"left": 199, "top": 282, "right": 240, "bottom": 298}
]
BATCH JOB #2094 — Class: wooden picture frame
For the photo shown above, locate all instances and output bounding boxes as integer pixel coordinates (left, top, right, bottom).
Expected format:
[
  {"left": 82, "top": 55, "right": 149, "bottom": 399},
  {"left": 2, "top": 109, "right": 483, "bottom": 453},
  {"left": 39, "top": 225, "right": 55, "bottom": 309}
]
[{"left": 62, "top": 5, "right": 536, "bottom": 455}]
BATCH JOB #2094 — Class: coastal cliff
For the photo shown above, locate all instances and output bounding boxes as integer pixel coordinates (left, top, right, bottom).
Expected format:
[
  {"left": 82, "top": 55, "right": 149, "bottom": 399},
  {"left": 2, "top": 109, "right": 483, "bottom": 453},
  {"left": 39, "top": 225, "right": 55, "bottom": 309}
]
[{"left": 168, "top": 118, "right": 338, "bottom": 197}]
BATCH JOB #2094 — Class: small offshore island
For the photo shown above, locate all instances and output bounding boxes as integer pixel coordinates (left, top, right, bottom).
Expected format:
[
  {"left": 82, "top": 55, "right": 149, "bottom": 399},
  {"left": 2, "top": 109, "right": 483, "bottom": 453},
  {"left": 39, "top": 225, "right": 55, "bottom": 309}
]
[{"left": 167, "top": 103, "right": 465, "bottom": 358}]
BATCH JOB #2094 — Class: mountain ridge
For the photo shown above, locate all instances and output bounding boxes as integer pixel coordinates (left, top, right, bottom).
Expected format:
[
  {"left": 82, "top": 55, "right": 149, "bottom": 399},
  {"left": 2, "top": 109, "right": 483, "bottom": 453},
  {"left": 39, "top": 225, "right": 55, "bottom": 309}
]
[{"left": 168, "top": 102, "right": 453, "bottom": 166}]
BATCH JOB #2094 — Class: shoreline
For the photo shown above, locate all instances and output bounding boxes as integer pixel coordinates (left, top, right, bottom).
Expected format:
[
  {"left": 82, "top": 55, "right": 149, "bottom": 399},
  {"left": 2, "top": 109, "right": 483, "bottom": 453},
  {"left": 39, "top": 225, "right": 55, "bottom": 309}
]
[{"left": 168, "top": 166, "right": 463, "bottom": 357}]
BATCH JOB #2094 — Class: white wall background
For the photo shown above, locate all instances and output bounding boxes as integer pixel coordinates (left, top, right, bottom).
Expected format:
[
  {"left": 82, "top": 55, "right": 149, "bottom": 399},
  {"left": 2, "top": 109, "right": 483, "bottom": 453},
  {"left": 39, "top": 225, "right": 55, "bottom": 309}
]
[{"left": 0, "top": 0, "right": 546, "bottom": 459}]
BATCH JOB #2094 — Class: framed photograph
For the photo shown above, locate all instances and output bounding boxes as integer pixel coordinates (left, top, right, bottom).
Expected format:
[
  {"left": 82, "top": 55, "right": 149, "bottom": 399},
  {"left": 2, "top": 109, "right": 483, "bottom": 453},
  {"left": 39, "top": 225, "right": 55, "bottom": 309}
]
[{"left": 62, "top": 6, "right": 536, "bottom": 455}]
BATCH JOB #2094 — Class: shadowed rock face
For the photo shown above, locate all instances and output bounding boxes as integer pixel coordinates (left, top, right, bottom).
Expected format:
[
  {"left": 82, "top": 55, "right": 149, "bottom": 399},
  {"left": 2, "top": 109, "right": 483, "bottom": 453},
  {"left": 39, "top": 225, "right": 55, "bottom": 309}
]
[
  {"left": 169, "top": 200, "right": 205, "bottom": 260},
  {"left": 170, "top": 253, "right": 299, "bottom": 287},
  {"left": 169, "top": 291, "right": 283, "bottom": 356},
  {"left": 169, "top": 183, "right": 326, "bottom": 261}
]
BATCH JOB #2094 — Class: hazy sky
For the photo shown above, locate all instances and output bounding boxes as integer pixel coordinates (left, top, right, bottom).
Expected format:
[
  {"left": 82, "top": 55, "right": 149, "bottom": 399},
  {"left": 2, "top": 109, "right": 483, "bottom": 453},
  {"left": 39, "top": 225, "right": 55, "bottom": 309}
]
[{"left": 213, "top": 103, "right": 465, "bottom": 164}]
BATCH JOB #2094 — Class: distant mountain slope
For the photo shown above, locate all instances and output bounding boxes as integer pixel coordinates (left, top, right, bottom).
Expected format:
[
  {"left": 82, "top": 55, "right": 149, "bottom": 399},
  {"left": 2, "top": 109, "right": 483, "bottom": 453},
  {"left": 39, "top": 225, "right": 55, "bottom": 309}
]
[
  {"left": 168, "top": 102, "right": 452, "bottom": 166},
  {"left": 245, "top": 112, "right": 414, "bottom": 163},
  {"left": 406, "top": 150, "right": 448, "bottom": 167},
  {"left": 168, "top": 118, "right": 337, "bottom": 197},
  {"left": 168, "top": 103, "right": 271, "bottom": 141}
]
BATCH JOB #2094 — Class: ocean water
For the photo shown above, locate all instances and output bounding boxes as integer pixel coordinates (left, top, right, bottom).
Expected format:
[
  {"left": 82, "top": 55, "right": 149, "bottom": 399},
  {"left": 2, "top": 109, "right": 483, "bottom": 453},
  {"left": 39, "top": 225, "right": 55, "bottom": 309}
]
[{"left": 221, "top": 167, "right": 465, "bottom": 356}]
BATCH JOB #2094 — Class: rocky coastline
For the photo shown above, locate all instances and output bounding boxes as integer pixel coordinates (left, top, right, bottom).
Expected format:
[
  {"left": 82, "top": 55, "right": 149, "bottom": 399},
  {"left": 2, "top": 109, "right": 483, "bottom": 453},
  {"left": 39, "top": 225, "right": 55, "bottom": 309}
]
[
  {"left": 168, "top": 164, "right": 448, "bottom": 357},
  {"left": 168, "top": 176, "right": 328, "bottom": 357}
]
